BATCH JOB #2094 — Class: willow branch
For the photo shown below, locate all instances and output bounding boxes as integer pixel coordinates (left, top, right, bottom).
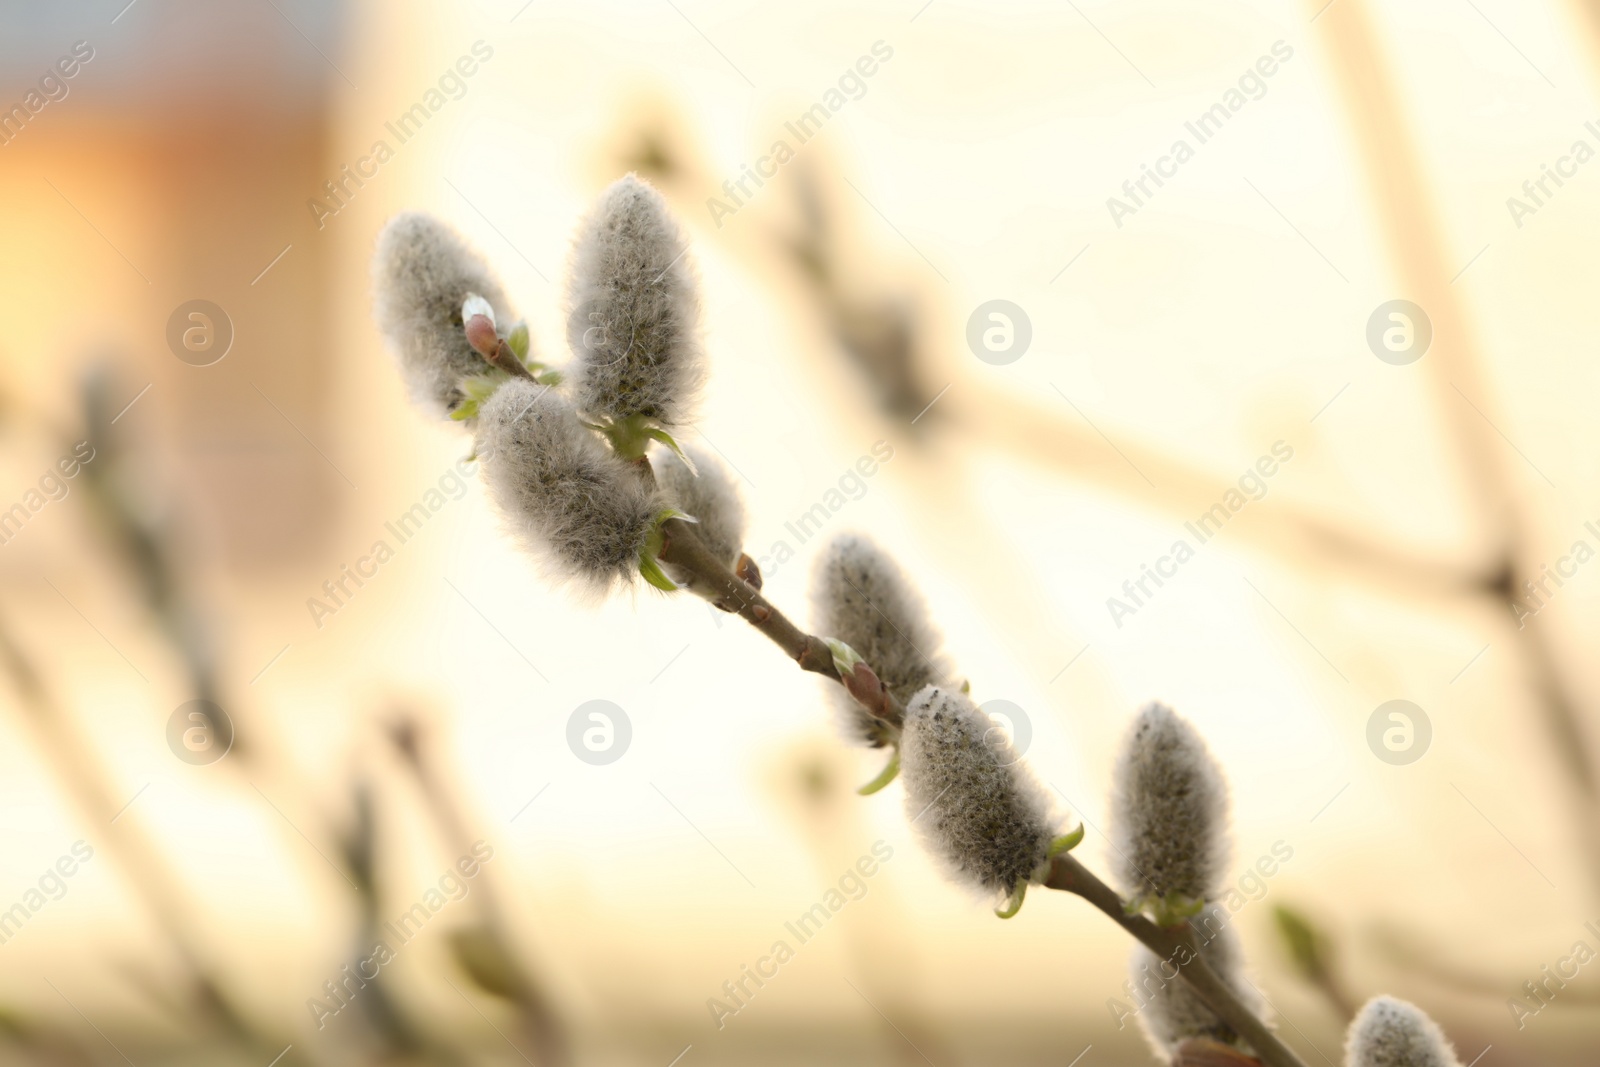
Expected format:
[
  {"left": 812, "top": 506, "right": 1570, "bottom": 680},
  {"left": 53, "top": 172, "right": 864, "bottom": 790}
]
[
  {"left": 651, "top": 516, "right": 1302, "bottom": 1067},
  {"left": 1045, "top": 855, "right": 1303, "bottom": 1067},
  {"left": 657, "top": 517, "right": 865, "bottom": 691}
]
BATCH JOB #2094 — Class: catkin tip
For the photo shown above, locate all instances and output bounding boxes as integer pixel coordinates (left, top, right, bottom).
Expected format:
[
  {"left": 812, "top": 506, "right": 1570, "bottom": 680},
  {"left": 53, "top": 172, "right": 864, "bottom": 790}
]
[
  {"left": 567, "top": 174, "right": 704, "bottom": 428},
  {"left": 1345, "top": 997, "right": 1462, "bottom": 1067}
]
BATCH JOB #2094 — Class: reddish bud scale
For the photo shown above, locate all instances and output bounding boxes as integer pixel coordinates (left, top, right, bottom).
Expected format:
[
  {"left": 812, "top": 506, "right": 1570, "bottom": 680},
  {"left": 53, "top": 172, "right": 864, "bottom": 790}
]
[
  {"left": 465, "top": 314, "right": 499, "bottom": 357},
  {"left": 844, "top": 661, "right": 891, "bottom": 721}
]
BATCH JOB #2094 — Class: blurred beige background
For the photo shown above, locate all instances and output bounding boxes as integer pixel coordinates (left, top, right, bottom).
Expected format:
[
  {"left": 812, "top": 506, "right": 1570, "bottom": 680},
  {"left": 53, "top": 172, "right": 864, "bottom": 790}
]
[{"left": 0, "top": 0, "right": 1597, "bottom": 1064}]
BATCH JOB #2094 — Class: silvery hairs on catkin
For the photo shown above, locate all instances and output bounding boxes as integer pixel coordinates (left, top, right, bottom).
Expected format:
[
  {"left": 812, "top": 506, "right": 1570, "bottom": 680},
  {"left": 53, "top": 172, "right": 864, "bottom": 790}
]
[
  {"left": 811, "top": 533, "right": 953, "bottom": 745},
  {"left": 900, "top": 685, "right": 1058, "bottom": 898},
  {"left": 373, "top": 212, "right": 516, "bottom": 419},
  {"left": 1128, "top": 904, "right": 1268, "bottom": 1059},
  {"left": 1110, "top": 702, "right": 1230, "bottom": 903},
  {"left": 567, "top": 174, "right": 704, "bottom": 429},
  {"left": 476, "top": 378, "right": 665, "bottom": 594},
  {"left": 1345, "top": 997, "right": 1463, "bottom": 1067},
  {"left": 655, "top": 444, "right": 745, "bottom": 575}
]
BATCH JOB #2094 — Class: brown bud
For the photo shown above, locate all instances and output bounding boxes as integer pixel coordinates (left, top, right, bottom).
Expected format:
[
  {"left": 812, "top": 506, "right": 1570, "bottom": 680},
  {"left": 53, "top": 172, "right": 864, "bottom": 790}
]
[
  {"left": 736, "top": 552, "right": 763, "bottom": 591},
  {"left": 464, "top": 312, "right": 500, "bottom": 358},
  {"left": 842, "top": 661, "right": 892, "bottom": 721}
]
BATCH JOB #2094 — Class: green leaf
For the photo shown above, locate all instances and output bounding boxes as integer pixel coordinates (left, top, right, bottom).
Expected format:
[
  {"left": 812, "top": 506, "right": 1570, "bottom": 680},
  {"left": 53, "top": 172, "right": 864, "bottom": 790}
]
[
  {"left": 449, "top": 925, "right": 530, "bottom": 1001},
  {"left": 857, "top": 749, "right": 900, "bottom": 795},
  {"left": 994, "top": 881, "right": 1027, "bottom": 919},
  {"left": 638, "top": 552, "right": 678, "bottom": 592},
  {"left": 451, "top": 370, "right": 513, "bottom": 421},
  {"left": 603, "top": 413, "right": 655, "bottom": 460},
  {"left": 637, "top": 508, "right": 692, "bottom": 592},
  {"left": 644, "top": 426, "right": 698, "bottom": 474},
  {"left": 1048, "top": 824, "right": 1086, "bottom": 856},
  {"left": 823, "top": 638, "right": 866, "bottom": 678},
  {"left": 1124, "top": 890, "right": 1206, "bottom": 927},
  {"left": 506, "top": 321, "right": 531, "bottom": 362}
]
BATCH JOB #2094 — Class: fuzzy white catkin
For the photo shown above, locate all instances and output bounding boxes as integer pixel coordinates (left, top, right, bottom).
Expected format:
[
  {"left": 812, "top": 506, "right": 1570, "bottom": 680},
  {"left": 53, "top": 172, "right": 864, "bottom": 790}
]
[
  {"left": 811, "top": 533, "right": 953, "bottom": 744},
  {"left": 373, "top": 212, "right": 516, "bottom": 418},
  {"left": 1109, "top": 703, "right": 1230, "bottom": 903},
  {"left": 654, "top": 445, "right": 745, "bottom": 571},
  {"left": 1345, "top": 997, "right": 1462, "bottom": 1067},
  {"left": 476, "top": 379, "right": 665, "bottom": 592},
  {"left": 1129, "top": 905, "right": 1268, "bottom": 1058},
  {"left": 900, "top": 686, "right": 1058, "bottom": 898},
  {"left": 566, "top": 175, "right": 703, "bottom": 428}
]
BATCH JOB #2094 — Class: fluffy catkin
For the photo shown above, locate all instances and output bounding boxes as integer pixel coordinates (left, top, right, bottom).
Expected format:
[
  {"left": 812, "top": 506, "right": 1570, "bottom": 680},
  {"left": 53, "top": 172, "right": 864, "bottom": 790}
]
[
  {"left": 1345, "top": 997, "right": 1462, "bottom": 1067},
  {"left": 1129, "top": 905, "right": 1268, "bottom": 1059},
  {"left": 566, "top": 175, "right": 703, "bottom": 427},
  {"left": 811, "top": 533, "right": 953, "bottom": 744},
  {"left": 900, "top": 686, "right": 1057, "bottom": 898},
  {"left": 654, "top": 445, "right": 745, "bottom": 570},
  {"left": 1109, "top": 703, "right": 1230, "bottom": 902},
  {"left": 373, "top": 212, "right": 514, "bottom": 418},
  {"left": 476, "top": 379, "right": 665, "bottom": 593}
]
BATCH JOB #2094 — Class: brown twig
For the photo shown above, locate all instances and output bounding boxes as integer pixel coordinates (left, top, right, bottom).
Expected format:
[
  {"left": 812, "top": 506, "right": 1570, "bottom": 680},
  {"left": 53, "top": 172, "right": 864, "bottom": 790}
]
[
  {"left": 1045, "top": 855, "right": 1304, "bottom": 1067},
  {"left": 650, "top": 511, "right": 1307, "bottom": 1067},
  {"left": 658, "top": 517, "right": 856, "bottom": 691},
  {"left": 386, "top": 715, "right": 571, "bottom": 1067}
]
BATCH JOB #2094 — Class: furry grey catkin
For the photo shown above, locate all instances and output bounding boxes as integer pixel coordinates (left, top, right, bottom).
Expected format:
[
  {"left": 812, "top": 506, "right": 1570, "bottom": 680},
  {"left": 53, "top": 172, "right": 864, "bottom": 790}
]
[
  {"left": 1110, "top": 703, "right": 1230, "bottom": 904},
  {"left": 476, "top": 379, "right": 665, "bottom": 593},
  {"left": 1129, "top": 905, "right": 1267, "bottom": 1059},
  {"left": 566, "top": 175, "right": 703, "bottom": 428},
  {"left": 654, "top": 445, "right": 744, "bottom": 570},
  {"left": 811, "top": 533, "right": 953, "bottom": 744},
  {"left": 373, "top": 212, "right": 514, "bottom": 418},
  {"left": 900, "top": 685, "right": 1057, "bottom": 898},
  {"left": 1345, "top": 997, "right": 1462, "bottom": 1067}
]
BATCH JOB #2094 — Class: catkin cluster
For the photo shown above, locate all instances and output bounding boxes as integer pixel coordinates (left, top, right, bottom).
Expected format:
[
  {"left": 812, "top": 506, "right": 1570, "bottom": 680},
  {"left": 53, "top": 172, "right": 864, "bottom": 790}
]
[
  {"left": 373, "top": 174, "right": 714, "bottom": 593},
  {"left": 375, "top": 171, "right": 1467, "bottom": 1067}
]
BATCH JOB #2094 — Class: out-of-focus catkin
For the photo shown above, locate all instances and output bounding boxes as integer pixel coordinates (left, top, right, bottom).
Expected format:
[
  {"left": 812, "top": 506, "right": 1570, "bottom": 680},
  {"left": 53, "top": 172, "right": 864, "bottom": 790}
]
[
  {"left": 655, "top": 445, "right": 745, "bottom": 572},
  {"left": 1345, "top": 997, "right": 1462, "bottom": 1067}
]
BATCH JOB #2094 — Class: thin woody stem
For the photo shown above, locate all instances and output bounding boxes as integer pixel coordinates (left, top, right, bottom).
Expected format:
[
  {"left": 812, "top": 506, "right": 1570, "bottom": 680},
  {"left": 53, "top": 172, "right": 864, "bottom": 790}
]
[
  {"left": 652, "top": 516, "right": 1304, "bottom": 1067},
  {"left": 656, "top": 515, "right": 910, "bottom": 717},
  {"left": 1045, "top": 855, "right": 1305, "bottom": 1067}
]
